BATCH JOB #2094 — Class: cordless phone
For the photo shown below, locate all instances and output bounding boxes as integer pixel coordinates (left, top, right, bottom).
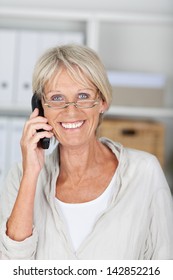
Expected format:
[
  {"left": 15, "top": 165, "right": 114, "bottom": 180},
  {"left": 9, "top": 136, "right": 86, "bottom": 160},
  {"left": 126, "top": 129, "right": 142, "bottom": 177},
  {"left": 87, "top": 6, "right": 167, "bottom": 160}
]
[{"left": 31, "top": 93, "right": 50, "bottom": 149}]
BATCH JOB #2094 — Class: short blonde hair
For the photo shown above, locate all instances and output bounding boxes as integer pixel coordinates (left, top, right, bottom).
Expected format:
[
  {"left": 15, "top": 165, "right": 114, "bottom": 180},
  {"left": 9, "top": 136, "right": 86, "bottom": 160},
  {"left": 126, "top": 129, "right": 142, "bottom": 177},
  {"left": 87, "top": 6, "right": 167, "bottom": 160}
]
[{"left": 32, "top": 44, "right": 112, "bottom": 110}]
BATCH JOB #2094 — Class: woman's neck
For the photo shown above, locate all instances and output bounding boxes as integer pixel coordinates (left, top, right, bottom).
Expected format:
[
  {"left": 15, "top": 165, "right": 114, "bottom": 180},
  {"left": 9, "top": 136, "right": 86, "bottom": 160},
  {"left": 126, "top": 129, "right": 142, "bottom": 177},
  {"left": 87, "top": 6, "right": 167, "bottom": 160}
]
[{"left": 59, "top": 138, "right": 104, "bottom": 177}]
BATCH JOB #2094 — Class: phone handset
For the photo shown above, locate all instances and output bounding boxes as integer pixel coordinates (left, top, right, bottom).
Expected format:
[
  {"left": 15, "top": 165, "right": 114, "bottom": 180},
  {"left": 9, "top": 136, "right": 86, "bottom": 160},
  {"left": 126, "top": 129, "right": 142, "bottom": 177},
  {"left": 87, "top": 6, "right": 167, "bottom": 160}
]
[{"left": 31, "top": 93, "right": 50, "bottom": 149}]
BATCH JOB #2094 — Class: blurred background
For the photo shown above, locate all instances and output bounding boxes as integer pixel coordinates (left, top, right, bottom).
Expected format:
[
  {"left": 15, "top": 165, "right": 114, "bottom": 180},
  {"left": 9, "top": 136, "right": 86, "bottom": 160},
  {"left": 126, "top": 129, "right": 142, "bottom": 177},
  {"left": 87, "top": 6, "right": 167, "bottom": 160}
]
[{"left": 0, "top": 0, "right": 173, "bottom": 193}]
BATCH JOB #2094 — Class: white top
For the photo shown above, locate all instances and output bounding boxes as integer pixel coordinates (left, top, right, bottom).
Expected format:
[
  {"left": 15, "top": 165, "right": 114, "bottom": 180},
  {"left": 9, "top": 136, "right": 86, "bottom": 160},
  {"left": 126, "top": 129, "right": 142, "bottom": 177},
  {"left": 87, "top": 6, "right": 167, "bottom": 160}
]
[
  {"left": 0, "top": 138, "right": 173, "bottom": 260},
  {"left": 55, "top": 172, "right": 116, "bottom": 252}
]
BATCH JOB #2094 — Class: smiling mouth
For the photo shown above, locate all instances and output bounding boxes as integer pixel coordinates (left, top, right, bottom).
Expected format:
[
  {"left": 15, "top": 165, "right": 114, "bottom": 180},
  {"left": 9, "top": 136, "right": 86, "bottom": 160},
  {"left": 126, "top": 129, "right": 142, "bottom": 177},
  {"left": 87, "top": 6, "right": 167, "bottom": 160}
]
[{"left": 60, "top": 121, "right": 85, "bottom": 129}]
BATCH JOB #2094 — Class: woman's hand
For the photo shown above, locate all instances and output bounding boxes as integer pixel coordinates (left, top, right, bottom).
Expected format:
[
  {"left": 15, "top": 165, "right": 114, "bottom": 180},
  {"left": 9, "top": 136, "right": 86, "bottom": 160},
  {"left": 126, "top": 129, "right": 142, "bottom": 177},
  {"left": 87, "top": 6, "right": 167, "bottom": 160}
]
[
  {"left": 20, "top": 108, "right": 53, "bottom": 176},
  {"left": 6, "top": 109, "right": 53, "bottom": 241}
]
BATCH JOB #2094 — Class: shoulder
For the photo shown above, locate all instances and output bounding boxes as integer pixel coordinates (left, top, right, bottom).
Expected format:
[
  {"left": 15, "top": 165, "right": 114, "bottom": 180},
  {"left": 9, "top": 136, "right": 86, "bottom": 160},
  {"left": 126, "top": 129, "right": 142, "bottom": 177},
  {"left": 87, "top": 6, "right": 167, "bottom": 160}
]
[
  {"left": 100, "top": 136, "right": 157, "bottom": 166},
  {"left": 100, "top": 137, "right": 169, "bottom": 191},
  {"left": 125, "top": 145, "right": 158, "bottom": 167}
]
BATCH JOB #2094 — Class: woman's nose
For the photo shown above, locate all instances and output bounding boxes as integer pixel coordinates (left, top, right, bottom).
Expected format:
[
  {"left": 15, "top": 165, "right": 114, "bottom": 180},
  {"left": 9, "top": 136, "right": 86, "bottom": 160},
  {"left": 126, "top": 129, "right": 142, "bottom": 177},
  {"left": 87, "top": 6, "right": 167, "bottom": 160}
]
[{"left": 64, "top": 102, "right": 80, "bottom": 114}]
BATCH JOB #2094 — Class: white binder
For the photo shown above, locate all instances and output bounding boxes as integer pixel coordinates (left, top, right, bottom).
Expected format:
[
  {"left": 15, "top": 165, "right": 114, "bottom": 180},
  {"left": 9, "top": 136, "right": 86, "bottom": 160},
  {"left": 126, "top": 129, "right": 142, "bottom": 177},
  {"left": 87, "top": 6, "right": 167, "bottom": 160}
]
[
  {"left": 16, "top": 31, "right": 40, "bottom": 107},
  {"left": 0, "top": 29, "right": 17, "bottom": 107}
]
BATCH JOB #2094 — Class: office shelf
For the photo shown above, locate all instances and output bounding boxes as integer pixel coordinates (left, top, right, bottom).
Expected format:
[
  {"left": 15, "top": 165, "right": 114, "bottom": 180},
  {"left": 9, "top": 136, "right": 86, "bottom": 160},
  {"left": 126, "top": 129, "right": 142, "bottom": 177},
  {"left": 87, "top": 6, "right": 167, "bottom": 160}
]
[{"left": 0, "top": 6, "right": 173, "bottom": 118}]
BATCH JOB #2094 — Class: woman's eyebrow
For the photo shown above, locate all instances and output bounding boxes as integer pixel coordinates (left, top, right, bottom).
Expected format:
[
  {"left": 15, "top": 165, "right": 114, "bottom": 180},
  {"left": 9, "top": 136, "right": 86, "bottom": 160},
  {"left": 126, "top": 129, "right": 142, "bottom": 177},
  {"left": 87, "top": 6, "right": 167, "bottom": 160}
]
[
  {"left": 45, "top": 90, "right": 62, "bottom": 95},
  {"left": 77, "top": 88, "right": 94, "bottom": 92}
]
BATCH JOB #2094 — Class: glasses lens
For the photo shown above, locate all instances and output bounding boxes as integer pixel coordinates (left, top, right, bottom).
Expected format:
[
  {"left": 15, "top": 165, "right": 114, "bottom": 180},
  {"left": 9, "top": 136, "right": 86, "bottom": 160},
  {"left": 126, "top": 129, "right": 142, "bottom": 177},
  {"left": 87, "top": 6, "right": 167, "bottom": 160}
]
[
  {"left": 45, "top": 100, "right": 66, "bottom": 108},
  {"left": 76, "top": 100, "right": 99, "bottom": 108}
]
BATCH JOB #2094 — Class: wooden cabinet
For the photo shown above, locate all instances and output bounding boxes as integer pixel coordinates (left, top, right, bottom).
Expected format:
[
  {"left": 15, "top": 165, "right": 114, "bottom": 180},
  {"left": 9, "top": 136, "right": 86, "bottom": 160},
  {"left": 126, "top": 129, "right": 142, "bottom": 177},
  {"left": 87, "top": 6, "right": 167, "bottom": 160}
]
[{"left": 99, "top": 118, "right": 165, "bottom": 167}]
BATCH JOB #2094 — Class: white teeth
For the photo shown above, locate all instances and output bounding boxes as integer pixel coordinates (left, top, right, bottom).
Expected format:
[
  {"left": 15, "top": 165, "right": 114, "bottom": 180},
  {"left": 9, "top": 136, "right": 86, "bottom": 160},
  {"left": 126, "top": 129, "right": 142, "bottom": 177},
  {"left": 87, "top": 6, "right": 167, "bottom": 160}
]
[{"left": 61, "top": 121, "right": 84, "bottom": 129}]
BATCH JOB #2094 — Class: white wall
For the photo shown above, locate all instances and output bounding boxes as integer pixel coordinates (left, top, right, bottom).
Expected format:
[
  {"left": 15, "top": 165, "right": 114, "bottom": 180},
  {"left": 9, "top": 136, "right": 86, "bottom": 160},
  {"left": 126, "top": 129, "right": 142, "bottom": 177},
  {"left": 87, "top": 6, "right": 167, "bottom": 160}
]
[{"left": 0, "top": 0, "right": 173, "bottom": 14}]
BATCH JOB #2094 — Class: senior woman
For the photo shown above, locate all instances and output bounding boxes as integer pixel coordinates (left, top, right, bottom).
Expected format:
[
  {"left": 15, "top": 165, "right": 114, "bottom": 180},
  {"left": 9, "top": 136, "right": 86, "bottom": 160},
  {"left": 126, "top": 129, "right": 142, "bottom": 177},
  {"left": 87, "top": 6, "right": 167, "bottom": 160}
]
[{"left": 0, "top": 44, "right": 173, "bottom": 260}]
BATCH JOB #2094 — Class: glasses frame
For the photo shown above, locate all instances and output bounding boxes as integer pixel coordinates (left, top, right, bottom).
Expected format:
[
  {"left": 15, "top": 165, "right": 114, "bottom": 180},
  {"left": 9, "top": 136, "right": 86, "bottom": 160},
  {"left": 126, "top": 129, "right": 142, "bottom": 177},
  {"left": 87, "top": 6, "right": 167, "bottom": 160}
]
[{"left": 42, "top": 94, "right": 100, "bottom": 109}]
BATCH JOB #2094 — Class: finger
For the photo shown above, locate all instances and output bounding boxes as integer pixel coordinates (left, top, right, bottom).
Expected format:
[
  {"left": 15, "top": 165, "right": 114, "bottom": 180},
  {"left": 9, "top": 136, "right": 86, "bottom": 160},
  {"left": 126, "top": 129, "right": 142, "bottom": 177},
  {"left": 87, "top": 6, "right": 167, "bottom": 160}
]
[
  {"left": 24, "top": 123, "right": 53, "bottom": 142},
  {"left": 21, "top": 130, "right": 54, "bottom": 149},
  {"left": 31, "top": 131, "right": 54, "bottom": 146},
  {"left": 30, "top": 108, "right": 39, "bottom": 119},
  {"left": 29, "top": 108, "right": 49, "bottom": 122},
  {"left": 24, "top": 116, "right": 51, "bottom": 134},
  {"left": 30, "top": 123, "right": 53, "bottom": 132}
]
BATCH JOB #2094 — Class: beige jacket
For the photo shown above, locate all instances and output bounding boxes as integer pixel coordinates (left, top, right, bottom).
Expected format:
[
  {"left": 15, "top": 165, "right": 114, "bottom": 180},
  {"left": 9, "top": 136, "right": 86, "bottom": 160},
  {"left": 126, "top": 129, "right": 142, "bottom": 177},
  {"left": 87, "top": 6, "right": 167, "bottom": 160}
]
[{"left": 0, "top": 138, "right": 173, "bottom": 259}]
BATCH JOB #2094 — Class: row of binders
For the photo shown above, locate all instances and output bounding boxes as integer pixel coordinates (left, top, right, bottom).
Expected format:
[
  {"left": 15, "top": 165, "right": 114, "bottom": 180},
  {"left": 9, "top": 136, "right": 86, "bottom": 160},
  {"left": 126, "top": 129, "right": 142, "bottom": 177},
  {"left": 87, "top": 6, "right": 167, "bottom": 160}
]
[{"left": 0, "top": 28, "right": 84, "bottom": 109}]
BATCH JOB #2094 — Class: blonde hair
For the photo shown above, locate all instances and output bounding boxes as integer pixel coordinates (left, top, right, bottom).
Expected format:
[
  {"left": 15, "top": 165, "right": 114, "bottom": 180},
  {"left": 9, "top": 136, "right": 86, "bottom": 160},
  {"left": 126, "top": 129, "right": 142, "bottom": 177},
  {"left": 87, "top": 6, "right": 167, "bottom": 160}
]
[{"left": 32, "top": 44, "right": 112, "bottom": 110}]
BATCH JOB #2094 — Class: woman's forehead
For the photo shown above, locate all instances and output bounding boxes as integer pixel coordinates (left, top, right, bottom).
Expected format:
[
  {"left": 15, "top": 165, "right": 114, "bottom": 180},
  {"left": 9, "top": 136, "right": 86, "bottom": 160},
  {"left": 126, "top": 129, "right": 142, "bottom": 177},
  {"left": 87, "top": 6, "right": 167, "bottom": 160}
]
[{"left": 45, "top": 65, "right": 96, "bottom": 91}]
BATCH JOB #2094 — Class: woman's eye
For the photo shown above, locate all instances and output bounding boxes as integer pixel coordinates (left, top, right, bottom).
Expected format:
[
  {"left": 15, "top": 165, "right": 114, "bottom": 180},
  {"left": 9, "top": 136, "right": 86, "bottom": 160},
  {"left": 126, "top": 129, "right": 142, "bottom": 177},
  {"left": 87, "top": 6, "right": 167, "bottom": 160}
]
[
  {"left": 78, "top": 93, "right": 90, "bottom": 99},
  {"left": 51, "top": 95, "right": 64, "bottom": 102}
]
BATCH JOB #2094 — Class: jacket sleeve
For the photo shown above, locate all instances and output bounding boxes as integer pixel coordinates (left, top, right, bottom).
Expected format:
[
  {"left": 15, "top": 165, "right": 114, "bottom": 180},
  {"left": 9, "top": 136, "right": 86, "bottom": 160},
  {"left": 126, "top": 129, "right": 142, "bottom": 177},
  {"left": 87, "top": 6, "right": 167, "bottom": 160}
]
[
  {"left": 0, "top": 163, "right": 38, "bottom": 259},
  {"left": 145, "top": 157, "right": 173, "bottom": 260}
]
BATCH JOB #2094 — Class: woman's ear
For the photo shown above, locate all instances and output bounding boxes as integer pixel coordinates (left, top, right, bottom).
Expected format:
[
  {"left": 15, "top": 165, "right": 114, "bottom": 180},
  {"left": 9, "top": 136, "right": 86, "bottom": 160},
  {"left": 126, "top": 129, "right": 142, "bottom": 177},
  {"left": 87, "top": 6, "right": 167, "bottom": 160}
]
[{"left": 99, "top": 99, "right": 108, "bottom": 114}]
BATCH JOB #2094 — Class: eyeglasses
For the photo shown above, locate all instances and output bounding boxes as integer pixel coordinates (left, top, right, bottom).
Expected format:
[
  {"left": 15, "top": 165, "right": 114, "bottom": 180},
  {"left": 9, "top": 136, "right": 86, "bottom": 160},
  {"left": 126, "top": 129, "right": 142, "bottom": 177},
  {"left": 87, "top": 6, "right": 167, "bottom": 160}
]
[{"left": 43, "top": 94, "right": 100, "bottom": 109}]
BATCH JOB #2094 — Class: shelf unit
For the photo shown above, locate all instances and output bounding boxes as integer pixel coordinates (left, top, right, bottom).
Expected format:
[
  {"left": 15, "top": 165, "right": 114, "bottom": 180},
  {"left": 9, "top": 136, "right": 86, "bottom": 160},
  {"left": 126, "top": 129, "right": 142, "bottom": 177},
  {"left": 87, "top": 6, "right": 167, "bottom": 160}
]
[
  {"left": 0, "top": 6, "right": 173, "bottom": 119},
  {"left": 107, "top": 106, "right": 173, "bottom": 119}
]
